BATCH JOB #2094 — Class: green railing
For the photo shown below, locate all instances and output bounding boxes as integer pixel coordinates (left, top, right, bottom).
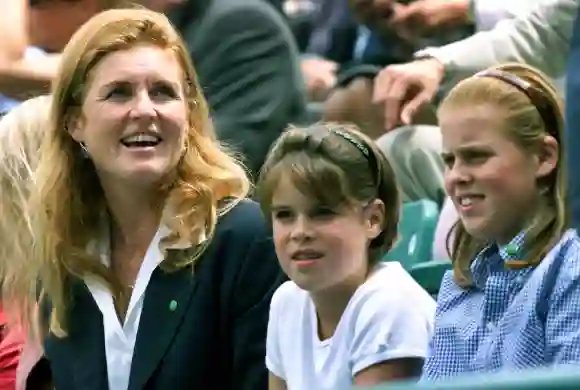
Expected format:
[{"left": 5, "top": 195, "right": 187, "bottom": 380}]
[{"left": 362, "top": 366, "right": 580, "bottom": 390}]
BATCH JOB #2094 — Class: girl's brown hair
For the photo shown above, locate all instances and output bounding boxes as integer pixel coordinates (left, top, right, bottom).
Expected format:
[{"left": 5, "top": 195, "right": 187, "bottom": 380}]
[
  {"left": 257, "top": 122, "right": 400, "bottom": 264},
  {"left": 438, "top": 63, "right": 567, "bottom": 287}
]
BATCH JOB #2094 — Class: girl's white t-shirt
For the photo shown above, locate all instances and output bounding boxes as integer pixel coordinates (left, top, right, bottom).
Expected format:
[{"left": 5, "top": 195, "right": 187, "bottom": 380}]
[{"left": 266, "top": 262, "right": 436, "bottom": 390}]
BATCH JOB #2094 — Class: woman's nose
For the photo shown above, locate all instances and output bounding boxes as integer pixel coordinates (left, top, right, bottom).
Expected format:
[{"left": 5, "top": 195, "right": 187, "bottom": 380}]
[{"left": 130, "top": 90, "right": 157, "bottom": 119}]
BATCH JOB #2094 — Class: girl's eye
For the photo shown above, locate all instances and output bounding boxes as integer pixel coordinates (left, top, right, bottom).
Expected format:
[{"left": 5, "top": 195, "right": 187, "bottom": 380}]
[
  {"left": 310, "top": 207, "right": 336, "bottom": 219},
  {"left": 442, "top": 154, "right": 454, "bottom": 169},
  {"left": 273, "top": 209, "right": 293, "bottom": 220},
  {"left": 464, "top": 152, "right": 490, "bottom": 165}
]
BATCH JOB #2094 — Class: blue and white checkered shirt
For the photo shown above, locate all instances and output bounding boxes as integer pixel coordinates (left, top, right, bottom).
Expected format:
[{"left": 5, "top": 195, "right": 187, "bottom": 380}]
[{"left": 422, "top": 229, "right": 580, "bottom": 380}]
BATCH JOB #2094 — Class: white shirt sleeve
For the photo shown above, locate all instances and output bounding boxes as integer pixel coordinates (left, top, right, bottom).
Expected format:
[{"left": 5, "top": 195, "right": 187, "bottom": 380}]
[
  {"left": 349, "top": 288, "right": 435, "bottom": 376},
  {"left": 265, "top": 283, "right": 287, "bottom": 379},
  {"left": 473, "top": 0, "right": 551, "bottom": 31},
  {"left": 417, "top": 0, "right": 577, "bottom": 78}
]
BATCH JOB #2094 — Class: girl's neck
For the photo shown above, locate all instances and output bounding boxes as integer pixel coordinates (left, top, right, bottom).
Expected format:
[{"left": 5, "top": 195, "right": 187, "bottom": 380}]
[
  {"left": 310, "top": 268, "right": 373, "bottom": 340},
  {"left": 312, "top": 288, "right": 353, "bottom": 341},
  {"left": 495, "top": 196, "right": 552, "bottom": 247}
]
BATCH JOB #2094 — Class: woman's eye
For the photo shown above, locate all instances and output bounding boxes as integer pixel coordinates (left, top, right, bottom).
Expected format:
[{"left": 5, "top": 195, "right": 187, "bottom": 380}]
[
  {"left": 105, "top": 86, "right": 132, "bottom": 100},
  {"left": 150, "top": 84, "right": 179, "bottom": 101}
]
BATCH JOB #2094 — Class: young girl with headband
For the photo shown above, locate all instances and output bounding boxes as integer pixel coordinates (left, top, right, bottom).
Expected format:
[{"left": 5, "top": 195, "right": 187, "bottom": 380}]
[
  {"left": 423, "top": 63, "right": 580, "bottom": 380},
  {"left": 257, "top": 122, "right": 435, "bottom": 390}
]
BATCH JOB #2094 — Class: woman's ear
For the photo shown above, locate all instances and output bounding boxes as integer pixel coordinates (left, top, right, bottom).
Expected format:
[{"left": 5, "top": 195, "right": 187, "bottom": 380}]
[{"left": 67, "top": 112, "right": 85, "bottom": 143}]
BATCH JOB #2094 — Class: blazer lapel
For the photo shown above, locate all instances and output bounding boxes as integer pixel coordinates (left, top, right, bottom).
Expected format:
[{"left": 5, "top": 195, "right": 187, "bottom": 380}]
[
  {"left": 128, "top": 248, "right": 199, "bottom": 390},
  {"left": 44, "top": 281, "right": 108, "bottom": 390}
]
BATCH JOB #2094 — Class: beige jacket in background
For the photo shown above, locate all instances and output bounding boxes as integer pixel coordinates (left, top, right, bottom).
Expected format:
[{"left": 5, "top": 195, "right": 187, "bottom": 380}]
[{"left": 418, "top": 0, "right": 579, "bottom": 79}]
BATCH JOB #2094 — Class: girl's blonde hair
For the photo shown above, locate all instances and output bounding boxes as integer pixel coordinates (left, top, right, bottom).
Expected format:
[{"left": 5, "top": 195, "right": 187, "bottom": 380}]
[
  {"left": 0, "top": 95, "right": 51, "bottom": 298},
  {"left": 3, "top": 9, "right": 250, "bottom": 338},
  {"left": 438, "top": 63, "right": 567, "bottom": 287},
  {"left": 257, "top": 122, "right": 400, "bottom": 264}
]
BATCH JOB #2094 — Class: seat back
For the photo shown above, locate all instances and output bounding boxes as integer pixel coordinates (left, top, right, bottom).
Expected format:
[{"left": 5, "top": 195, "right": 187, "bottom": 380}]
[
  {"left": 383, "top": 199, "right": 439, "bottom": 269},
  {"left": 409, "top": 259, "right": 451, "bottom": 297}
]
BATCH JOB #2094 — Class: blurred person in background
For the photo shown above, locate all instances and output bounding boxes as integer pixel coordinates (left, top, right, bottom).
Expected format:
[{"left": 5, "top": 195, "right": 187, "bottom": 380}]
[
  {"left": 0, "top": 0, "right": 60, "bottom": 113},
  {"left": 168, "top": 0, "right": 307, "bottom": 180},
  {"left": 373, "top": 0, "right": 572, "bottom": 131},
  {"left": 0, "top": 95, "right": 52, "bottom": 390},
  {"left": 0, "top": 0, "right": 181, "bottom": 113},
  {"left": 322, "top": 0, "right": 550, "bottom": 206},
  {"left": 322, "top": 0, "right": 475, "bottom": 135},
  {"left": 311, "top": 0, "right": 469, "bottom": 205}
]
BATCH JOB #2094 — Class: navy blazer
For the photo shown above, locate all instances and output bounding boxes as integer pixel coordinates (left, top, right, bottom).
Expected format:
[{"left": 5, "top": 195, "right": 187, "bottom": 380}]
[{"left": 43, "top": 200, "right": 285, "bottom": 390}]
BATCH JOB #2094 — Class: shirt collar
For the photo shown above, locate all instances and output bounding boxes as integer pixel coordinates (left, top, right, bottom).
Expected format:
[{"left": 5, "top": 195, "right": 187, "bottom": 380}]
[{"left": 470, "top": 230, "right": 527, "bottom": 289}]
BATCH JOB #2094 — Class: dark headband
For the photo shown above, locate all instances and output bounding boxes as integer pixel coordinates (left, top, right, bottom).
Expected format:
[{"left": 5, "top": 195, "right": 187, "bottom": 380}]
[
  {"left": 331, "top": 129, "right": 370, "bottom": 157},
  {"left": 330, "top": 128, "right": 380, "bottom": 187},
  {"left": 474, "top": 70, "right": 559, "bottom": 139}
]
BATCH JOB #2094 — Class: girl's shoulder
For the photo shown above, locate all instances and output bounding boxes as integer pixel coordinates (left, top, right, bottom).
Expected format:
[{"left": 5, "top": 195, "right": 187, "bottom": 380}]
[
  {"left": 270, "top": 280, "right": 310, "bottom": 315},
  {"left": 535, "top": 229, "right": 580, "bottom": 290},
  {"left": 345, "top": 262, "right": 436, "bottom": 332},
  {"left": 549, "top": 229, "right": 580, "bottom": 260},
  {"left": 352, "top": 262, "right": 435, "bottom": 306},
  {"left": 534, "top": 229, "right": 580, "bottom": 276}
]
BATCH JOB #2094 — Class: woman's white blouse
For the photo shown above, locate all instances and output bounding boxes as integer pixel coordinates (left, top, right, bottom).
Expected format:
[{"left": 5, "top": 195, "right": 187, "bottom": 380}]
[{"left": 84, "top": 224, "right": 203, "bottom": 390}]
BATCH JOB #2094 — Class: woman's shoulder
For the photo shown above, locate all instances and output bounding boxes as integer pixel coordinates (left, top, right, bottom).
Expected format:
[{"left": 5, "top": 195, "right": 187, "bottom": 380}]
[{"left": 214, "top": 198, "right": 271, "bottom": 240}]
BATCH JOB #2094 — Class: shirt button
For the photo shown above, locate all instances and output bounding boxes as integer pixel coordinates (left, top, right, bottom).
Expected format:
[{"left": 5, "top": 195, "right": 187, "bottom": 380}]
[{"left": 505, "top": 244, "right": 518, "bottom": 256}]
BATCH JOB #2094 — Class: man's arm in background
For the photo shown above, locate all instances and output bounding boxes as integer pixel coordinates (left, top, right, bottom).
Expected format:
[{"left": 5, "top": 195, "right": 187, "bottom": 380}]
[
  {"left": 474, "top": 0, "right": 555, "bottom": 30},
  {"left": 0, "top": 54, "right": 59, "bottom": 100},
  {"left": 0, "top": 0, "right": 56, "bottom": 99},
  {"left": 417, "top": 0, "right": 578, "bottom": 78}
]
